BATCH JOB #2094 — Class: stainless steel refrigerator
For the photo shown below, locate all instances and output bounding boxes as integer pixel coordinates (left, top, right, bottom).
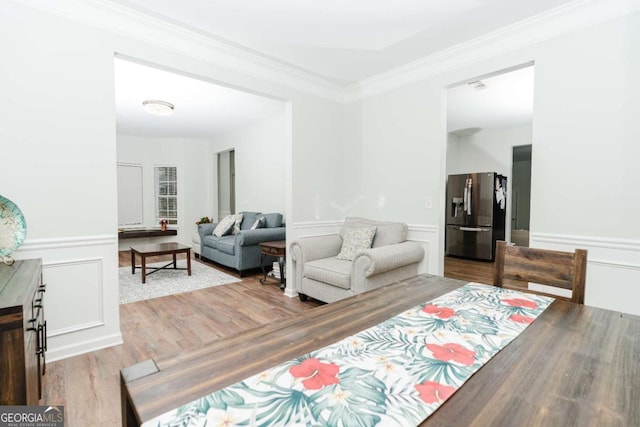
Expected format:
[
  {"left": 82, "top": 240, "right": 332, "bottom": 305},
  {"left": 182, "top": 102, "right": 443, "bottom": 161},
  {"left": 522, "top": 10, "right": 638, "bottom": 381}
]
[{"left": 445, "top": 172, "right": 507, "bottom": 261}]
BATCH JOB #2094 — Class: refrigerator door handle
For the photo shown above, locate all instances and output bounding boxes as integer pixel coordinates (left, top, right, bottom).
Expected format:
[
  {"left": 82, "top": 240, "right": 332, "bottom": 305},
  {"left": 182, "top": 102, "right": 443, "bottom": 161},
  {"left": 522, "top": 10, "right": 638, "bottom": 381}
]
[{"left": 459, "top": 227, "right": 487, "bottom": 232}]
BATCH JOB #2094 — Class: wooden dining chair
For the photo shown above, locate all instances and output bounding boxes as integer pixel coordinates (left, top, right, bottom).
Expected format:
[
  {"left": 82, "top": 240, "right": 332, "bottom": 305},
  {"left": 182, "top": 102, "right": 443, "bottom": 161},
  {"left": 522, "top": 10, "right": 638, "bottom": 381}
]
[{"left": 493, "top": 240, "right": 588, "bottom": 304}]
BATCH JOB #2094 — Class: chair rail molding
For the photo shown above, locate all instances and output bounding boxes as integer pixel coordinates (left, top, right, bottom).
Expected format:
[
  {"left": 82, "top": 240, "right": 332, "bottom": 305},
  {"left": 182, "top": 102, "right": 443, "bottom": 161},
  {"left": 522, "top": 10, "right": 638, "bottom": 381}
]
[{"left": 530, "top": 232, "right": 640, "bottom": 316}]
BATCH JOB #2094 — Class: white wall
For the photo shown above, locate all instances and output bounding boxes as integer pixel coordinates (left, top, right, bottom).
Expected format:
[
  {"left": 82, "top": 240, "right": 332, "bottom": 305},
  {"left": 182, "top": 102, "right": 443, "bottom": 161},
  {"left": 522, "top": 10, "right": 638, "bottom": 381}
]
[
  {"left": 210, "top": 113, "right": 287, "bottom": 218},
  {"left": 116, "top": 134, "right": 212, "bottom": 250},
  {"left": 0, "top": 0, "right": 351, "bottom": 359},
  {"left": 352, "top": 11, "right": 640, "bottom": 315}
]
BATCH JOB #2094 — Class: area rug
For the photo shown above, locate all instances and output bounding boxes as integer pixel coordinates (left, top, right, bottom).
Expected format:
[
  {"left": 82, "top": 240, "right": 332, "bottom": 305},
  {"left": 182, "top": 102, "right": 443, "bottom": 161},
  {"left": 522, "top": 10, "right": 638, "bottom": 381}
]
[{"left": 119, "top": 261, "right": 241, "bottom": 304}]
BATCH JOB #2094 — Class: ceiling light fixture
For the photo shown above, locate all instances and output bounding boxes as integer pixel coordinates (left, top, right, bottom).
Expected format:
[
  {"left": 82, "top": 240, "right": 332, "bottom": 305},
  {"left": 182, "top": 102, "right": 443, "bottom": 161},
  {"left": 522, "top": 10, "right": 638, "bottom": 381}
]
[
  {"left": 142, "top": 100, "right": 175, "bottom": 116},
  {"left": 468, "top": 80, "right": 487, "bottom": 90}
]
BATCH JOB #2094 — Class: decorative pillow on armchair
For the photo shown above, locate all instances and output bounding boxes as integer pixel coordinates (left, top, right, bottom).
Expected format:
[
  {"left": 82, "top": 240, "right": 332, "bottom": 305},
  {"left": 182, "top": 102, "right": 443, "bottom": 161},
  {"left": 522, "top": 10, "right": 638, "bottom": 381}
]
[
  {"left": 213, "top": 215, "right": 236, "bottom": 237},
  {"left": 337, "top": 226, "right": 377, "bottom": 261}
]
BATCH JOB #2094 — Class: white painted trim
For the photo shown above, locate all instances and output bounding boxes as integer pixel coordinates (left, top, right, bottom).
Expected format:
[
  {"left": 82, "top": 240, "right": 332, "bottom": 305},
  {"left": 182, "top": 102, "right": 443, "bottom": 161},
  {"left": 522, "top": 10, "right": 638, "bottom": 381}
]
[
  {"left": 291, "top": 220, "right": 343, "bottom": 229},
  {"left": 14, "top": 0, "right": 345, "bottom": 102},
  {"left": 407, "top": 224, "right": 439, "bottom": 234},
  {"left": 46, "top": 332, "right": 123, "bottom": 363},
  {"left": 14, "top": 0, "right": 640, "bottom": 103},
  {"left": 48, "top": 321, "right": 106, "bottom": 338},
  {"left": 588, "top": 259, "right": 640, "bottom": 271},
  {"left": 18, "top": 235, "right": 117, "bottom": 251},
  {"left": 345, "top": 0, "right": 640, "bottom": 101},
  {"left": 530, "top": 232, "right": 640, "bottom": 252}
]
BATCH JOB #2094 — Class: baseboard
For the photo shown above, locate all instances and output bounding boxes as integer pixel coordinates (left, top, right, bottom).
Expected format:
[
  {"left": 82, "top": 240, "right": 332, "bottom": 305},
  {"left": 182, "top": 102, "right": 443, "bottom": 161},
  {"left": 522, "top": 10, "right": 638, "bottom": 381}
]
[{"left": 47, "top": 332, "right": 123, "bottom": 363}]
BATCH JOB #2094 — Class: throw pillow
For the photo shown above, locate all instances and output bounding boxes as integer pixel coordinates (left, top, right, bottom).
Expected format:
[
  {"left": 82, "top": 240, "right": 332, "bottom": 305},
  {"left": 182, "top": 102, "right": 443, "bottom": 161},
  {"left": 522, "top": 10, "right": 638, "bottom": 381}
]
[
  {"left": 250, "top": 216, "right": 265, "bottom": 230},
  {"left": 231, "top": 213, "right": 244, "bottom": 235},
  {"left": 336, "top": 226, "right": 377, "bottom": 261},
  {"left": 213, "top": 215, "right": 235, "bottom": 237}
]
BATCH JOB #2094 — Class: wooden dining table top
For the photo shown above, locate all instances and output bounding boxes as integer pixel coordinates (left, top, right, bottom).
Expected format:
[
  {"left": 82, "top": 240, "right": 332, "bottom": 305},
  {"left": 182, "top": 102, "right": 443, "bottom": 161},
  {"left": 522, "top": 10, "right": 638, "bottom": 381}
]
[{"left": 121, "top": 274, "right": 640, "bottom": 427}]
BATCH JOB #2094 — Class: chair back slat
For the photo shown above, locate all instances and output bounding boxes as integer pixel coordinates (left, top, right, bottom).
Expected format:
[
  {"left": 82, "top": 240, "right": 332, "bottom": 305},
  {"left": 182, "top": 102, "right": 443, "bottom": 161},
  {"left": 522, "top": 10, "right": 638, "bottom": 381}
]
[
  {"left": 493, "top": 241, "right": 587, "bottom": 304},
  {"left": 503, "top": 247, "right": 575, "bottom": 289}
]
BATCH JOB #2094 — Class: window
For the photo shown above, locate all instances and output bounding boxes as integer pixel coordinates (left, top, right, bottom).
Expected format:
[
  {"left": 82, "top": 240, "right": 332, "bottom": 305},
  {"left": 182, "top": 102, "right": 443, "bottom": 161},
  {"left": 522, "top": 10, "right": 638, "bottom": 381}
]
[{"left": 155, "top": 166, "right": 178, "bottom": 225}]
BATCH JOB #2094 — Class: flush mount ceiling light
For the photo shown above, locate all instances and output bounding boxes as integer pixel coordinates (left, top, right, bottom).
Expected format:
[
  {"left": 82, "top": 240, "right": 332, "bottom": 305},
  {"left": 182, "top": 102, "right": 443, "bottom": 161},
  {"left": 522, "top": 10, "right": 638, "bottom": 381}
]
[
  {"left": 468, "top": 80, "right": 487, "bottom": 90},
  {"left": 142, "top": 100, "right": 175, "bottom": 116}
]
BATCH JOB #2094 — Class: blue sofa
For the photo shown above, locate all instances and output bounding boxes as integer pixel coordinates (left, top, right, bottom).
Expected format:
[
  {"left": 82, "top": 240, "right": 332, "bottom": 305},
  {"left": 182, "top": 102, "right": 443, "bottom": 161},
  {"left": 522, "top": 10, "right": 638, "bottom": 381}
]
[{"left": 198, "top": 211, "right": 285, "bottom": 276}]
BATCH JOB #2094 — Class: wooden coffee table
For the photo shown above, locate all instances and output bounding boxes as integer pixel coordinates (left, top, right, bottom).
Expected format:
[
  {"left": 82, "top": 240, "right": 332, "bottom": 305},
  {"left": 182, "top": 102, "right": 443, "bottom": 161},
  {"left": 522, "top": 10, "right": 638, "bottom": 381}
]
[{"left": 130, "top": 243, "right": 191, "bottom": 284}]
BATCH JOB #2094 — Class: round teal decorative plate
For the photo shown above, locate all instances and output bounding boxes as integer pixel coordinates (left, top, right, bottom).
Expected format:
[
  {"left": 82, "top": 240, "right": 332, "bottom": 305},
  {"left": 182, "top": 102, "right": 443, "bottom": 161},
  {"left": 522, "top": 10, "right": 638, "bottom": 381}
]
[{"left": 0, "top": 195, "right": 27, "bottom": 259}]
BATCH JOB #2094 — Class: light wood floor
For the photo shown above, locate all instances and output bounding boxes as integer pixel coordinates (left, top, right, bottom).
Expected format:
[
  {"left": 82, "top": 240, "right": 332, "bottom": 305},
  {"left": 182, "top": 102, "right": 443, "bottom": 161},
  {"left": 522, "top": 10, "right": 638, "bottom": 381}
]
[{"left": 42, "top": 252, "right": 321, "bottom": 427}]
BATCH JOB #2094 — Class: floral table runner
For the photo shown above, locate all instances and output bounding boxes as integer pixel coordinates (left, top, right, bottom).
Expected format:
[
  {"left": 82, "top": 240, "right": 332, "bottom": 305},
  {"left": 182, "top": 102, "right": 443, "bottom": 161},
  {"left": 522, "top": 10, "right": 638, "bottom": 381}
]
[{"left": 143, "top": 283, "right": 553, "bottom": 427}]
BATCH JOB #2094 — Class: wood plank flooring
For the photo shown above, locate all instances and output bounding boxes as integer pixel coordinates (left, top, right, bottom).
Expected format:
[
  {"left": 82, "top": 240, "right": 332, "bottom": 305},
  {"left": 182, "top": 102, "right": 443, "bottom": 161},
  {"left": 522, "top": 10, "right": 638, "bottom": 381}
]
[
  {"left": 443, "top": 255, "right": 496, "bottom": 285},
  {"left": 42, "top": 252, "right": 321, "bottom": 427}
]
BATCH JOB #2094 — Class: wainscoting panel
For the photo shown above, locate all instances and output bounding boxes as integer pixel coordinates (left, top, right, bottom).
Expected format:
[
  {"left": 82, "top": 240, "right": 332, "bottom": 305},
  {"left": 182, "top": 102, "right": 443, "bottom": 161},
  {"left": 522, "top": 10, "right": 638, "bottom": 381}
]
[
  {"left": 407, "top": 224, "right": 439, "bottom": 275},
  {"left": 530, "top": 232, "right": 640, "bottom": 316},
  {"left": 43, "top": 258, "right": 104, "bottom": 336},
  {"left": 15, "top": 235, "right": 122, "bottom": 361}
]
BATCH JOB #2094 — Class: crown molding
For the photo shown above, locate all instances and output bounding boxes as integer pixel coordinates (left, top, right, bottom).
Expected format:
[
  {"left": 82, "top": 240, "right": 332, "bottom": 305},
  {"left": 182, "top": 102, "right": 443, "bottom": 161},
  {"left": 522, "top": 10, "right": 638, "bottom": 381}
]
[
  {"left": 344, "top": 0, "right": 640, "bottom": 102},
  {"left": 13, "top": 0, "right": 347, "bottom": 102},
  {"left": 12, "top": 0, "right": 640, "bottom": 104}
]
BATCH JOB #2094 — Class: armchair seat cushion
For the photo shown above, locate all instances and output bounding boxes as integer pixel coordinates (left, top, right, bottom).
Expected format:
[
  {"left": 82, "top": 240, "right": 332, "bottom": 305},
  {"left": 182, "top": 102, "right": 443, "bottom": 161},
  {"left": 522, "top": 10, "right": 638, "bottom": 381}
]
[{"left": 305, "top": 257, "right": 352, "bottom": 290}]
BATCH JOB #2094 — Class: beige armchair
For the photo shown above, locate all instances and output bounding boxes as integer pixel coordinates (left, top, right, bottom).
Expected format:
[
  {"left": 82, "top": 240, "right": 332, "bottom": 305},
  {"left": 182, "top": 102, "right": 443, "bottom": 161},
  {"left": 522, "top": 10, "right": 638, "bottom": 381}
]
[{"left": 290, "top": 217, "right": 425, "bottom": 303}]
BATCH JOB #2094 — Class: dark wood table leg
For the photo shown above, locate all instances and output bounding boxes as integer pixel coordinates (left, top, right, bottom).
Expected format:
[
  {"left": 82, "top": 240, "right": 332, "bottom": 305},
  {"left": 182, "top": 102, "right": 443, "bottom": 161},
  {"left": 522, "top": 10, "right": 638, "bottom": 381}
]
[
  {"left": 173, "top": 253, "right": 177, "bottom": 269},
  {"left": 187, "top": 249, "right": 191, "bottom": 276},
  {"left": 141, "top": 255, "right": 147, "bottom": 284},
  {"left": 278, "top": 255, "right": 285, "bottom": 290},
  {"left": 259, "top": 253, "right": 267, "bottom": 285},
  {"left": 131, "top": 250, "right": 135, "bottom": 274}
]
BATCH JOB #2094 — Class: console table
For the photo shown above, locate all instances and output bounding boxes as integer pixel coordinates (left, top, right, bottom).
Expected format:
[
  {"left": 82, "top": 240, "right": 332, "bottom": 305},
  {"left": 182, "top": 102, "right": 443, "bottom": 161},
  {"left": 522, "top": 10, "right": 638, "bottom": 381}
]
[
  {"left": 0, "top": 259, "right": 46, "bottom": 405},
  {"left": 119, "top": 229, "right": 177, "bottom": 240}
]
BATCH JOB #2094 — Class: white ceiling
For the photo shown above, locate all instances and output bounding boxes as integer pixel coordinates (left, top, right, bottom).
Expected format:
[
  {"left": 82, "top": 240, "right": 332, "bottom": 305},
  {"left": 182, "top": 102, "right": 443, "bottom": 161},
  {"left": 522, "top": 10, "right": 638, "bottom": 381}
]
[
  {"left": 114, "top": 57, "right": 285, "bottom": 138},
  {"left": 111, "top": 1, "right": 568, "bottom": 138},
  {"left": 109, "top": 0, "right": 576, "bottom": 84},
  {"left": 447, "top": 65, "right": 535, "bottom": 133}
]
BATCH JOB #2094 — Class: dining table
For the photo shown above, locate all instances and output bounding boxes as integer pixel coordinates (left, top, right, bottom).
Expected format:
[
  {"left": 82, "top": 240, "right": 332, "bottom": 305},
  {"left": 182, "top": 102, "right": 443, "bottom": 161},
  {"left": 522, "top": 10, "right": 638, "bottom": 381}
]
[{"left": 120, "top": 274, "right": 639, "bottom": 426}]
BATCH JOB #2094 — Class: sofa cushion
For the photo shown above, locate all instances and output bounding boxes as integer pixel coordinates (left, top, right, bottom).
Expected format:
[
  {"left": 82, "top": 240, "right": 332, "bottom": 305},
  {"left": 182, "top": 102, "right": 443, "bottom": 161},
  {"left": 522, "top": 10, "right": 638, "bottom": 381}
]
[
  {"left": 337, "top": 226, "right": 377, "bottom": 261},
  {"left": 305, "top": 257, "right": 352, "bottom": 290},
  {"left": 251, "top": 216, "right": 265, "bottom": 229},
  {"left": 213, "top": 215, "right": 235, "bottom": 237},
  {"left": 231, "top": 213, "right": 244, "bottom": 235},
  {"left": 216, "top": 235, "right": 236, "bottom": 255},
  {"left": 342, "top": 217, "right": 407, "bottom": 248},
  {"left": 263, "top": 213, "right": 283, "bottom": 228},
  {"left": 240, "top": 212, "right": 261, "bottom": 230},
  {"left": 201, "top": 235, "right": 219, "bottom": 249}
]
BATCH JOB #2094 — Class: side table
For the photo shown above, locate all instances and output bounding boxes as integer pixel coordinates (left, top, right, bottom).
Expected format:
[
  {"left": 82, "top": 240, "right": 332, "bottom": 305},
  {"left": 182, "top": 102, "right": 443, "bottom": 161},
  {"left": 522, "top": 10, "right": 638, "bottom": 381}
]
[{"left": 259, "top": 240, "right": 286, "bottom": 290}]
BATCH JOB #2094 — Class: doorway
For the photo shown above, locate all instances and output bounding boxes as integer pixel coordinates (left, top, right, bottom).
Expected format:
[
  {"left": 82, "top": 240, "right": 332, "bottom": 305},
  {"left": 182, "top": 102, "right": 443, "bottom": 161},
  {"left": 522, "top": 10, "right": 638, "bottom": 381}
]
[
  {"left": 444, "top": 63, "right": 534, "bottom": 281},
  {"left": 511, "top": 144, "right": 532, "bottom": 247},
  {"left": 217, "top": 149, "right": 236, "bottom": 218}
]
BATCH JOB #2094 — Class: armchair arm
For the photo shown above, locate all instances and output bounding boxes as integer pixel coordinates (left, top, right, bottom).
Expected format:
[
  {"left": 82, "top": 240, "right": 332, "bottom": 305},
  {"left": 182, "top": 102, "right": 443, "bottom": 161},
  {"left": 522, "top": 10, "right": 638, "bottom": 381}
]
[
  {"left": 290, "top": 234, "right": 343, "bottom": 295},
  {"left": 353, "top": 241, "right": 425, "bottom": 278},
  {"left": 236, "top": 227, "right": 285, "bottom": 247},
  {"left": 198, "top": 223, "right": 216, "bottom": 240},
  {"left": 290, "top": 235, "right": 343, "bottom": 263}
]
